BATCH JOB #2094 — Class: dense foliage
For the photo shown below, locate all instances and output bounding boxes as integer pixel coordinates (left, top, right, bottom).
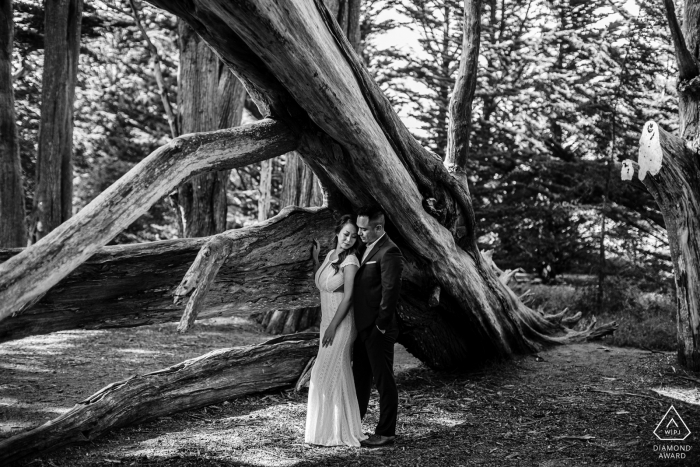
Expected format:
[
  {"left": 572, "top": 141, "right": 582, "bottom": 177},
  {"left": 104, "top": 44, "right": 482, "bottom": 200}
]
[{"left": 363, "top": 0, "right": 675, "bottom": 282}]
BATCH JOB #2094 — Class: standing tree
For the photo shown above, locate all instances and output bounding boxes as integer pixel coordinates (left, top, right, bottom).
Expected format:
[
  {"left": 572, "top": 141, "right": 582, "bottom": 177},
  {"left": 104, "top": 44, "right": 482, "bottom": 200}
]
[
  {"left": 621, "top": 0, "right": 700, "bottom": 370},
  {"left": 176, "top": 21, "right": 247, "bottom": 236},
  {"left": 0, "top": 0, "right": 26, "bottom": 247},
  {"left": 29, "top": 0, "right": 83, "bottom": 241}
]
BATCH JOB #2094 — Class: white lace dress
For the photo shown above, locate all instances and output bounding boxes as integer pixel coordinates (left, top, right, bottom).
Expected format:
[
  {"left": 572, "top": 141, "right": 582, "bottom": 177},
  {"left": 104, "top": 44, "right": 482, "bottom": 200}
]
[{"left": 305, "top": 250, "right": 366, "bottom": 446}]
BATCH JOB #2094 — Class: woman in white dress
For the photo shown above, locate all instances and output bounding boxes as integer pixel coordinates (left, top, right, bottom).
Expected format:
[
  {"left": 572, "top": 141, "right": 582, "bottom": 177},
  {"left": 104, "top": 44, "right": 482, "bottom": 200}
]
[{"left": 305, "top": 215, "right": 367, "bottom": 446}]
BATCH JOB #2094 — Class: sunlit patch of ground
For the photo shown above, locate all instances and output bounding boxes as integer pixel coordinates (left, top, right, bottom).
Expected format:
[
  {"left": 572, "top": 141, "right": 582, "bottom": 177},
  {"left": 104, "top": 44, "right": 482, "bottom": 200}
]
[
  {"left": 652, "top": 387, "right": 700, "bottom": 406},
  {"left": 0, "top": 317, "right": 269, "bottom": 439},
  {"left": 2, "top": 320, "right": 700, "bottom": 466}
]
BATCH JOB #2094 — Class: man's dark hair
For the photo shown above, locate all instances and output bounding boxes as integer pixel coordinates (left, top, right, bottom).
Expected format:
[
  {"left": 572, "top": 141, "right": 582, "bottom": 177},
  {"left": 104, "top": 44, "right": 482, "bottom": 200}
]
[{"left": 357, "top": 205, "right": 385, "bottom": 226}]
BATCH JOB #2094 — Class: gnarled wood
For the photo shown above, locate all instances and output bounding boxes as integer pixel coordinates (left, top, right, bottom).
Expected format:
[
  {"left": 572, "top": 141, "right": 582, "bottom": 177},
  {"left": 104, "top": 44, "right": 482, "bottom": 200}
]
[
  {"left": 0, "top": 207, "right": 333, "bottom": 342},
  {"left": 0, "top": 119, "right": 298, "bottom": 322},
  {"left": 0, "top": 334, "right": 318, "bottom": 465},
  {"left": 175, "top": 236, "right": 234, "bottom": 333},
  {"left": 622, "top": 121, "right": 700, "bottom": 370}
]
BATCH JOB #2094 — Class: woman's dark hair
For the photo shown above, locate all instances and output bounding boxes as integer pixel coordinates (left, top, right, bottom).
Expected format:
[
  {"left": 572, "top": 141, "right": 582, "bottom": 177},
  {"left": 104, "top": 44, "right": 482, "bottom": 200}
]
[{"left": 331, "top": 214, "right": 359, "bottom": 274}]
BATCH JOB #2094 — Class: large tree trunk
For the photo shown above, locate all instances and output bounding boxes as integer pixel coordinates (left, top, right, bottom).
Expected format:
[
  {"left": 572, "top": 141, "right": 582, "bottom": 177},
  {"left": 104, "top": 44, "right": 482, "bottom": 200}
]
[
  {"left": 29, "top": 0, "right": 83, "bottom": 241},
  {"left": 624, "top": 0, "right": 700, "bottom": 371},
  {"left": 278, "top": 0, "right": 359, "bottom": 209},
  {"left": 0, "top": 119, "right": 298, "bottom": 322},
  {"left": 177, "top": 22, "right": 247, "bottom": 236},
  {"left": 0, "top": 207, "right": 331, "bottom": 342},
  {"left": 0, "top": 0, "right": 26, "bottom": 248},
  {"left": 623, "top": 124, "right": 700, "bottom": 370},
  {"left": 0, "top": 333, "right": 317, "bottom": 465}
]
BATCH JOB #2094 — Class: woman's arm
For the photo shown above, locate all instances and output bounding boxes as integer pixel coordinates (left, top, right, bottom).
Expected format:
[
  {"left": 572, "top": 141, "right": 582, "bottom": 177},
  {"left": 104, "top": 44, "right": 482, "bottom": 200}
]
[{"left": 322, "top": 263, "right": 358, "bottom": 347}]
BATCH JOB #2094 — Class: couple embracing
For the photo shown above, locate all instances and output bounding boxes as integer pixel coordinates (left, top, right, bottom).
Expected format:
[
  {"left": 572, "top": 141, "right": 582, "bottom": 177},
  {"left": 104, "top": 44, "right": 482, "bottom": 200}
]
[{"left": 305, "top": 206, "right": 403, "bottom": 448}]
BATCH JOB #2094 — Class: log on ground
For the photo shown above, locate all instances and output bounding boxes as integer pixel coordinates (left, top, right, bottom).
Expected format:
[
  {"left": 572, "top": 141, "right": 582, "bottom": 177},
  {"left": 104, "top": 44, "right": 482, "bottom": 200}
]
[
  {"left": 0, "top": 207, "right": 334, "bottom": 342},
  {"left": 0, "top": 333, "right": 318, "bottom": 465}
]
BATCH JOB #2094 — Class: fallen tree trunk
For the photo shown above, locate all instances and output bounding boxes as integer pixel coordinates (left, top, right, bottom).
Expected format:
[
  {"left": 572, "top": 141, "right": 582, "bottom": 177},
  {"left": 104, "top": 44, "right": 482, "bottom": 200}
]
[
  {"left": 140, "top": 0, "right": 612, "bottom": 368},
  {"left": 622, "top": 121, "right": 700, "bottom": 370},
  {"left": 0, "top": 207, "right": 333, "bottom": 342},
  {"left": 0, "top": 333, "right": 318, "bottom": 465},
  {"left": 0, "top": 119, "right": 298, "bottom": 321}
]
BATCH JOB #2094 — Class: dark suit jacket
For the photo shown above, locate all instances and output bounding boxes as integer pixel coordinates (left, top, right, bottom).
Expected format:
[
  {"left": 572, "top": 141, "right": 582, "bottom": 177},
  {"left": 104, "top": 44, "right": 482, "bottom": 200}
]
[{"left": 353, "top": 234, "right": 403, "bottom": 332}]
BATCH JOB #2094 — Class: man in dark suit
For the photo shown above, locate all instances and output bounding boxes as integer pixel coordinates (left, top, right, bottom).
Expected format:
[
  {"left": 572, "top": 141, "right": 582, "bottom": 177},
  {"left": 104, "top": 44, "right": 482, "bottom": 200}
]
[{"left": 352, "top": 206, "right": 403, "bottom": 447}]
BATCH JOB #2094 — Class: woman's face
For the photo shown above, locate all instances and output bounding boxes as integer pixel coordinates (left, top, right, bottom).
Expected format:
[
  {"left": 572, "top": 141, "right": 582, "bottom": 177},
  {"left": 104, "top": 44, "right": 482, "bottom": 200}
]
[{"left": 337, "top": 223, "right": 358, "bottom": 251}]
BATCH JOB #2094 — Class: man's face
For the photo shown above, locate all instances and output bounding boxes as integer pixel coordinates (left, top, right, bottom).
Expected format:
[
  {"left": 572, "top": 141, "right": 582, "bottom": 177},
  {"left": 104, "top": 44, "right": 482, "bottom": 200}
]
[{"left": 357, "top": 216, "right": 381, "bottom": 244}]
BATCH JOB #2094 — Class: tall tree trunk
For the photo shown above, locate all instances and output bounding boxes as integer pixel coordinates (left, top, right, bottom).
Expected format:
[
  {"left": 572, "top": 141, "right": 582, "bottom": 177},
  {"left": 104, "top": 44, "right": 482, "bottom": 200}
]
[
  {"left": 30, "top": 0, "right": 83, "bottom": 241},
  {"left": 257, "top": 158, "right": 272, "bottom": 220},
  {"left": 0, "top": 0, "right": 26, "bottom": 247},
  {"left": 280, "top": 151, "right": 323, "bottom": 208},
  {"left": 177, "top": 21, "right": 246, "bottom": 236},
  {"left": 445, "top": 0, "right": 482, "bottom": 245},
  {"left": 619, "top": 0, "right": 700, "bottom": 370}
]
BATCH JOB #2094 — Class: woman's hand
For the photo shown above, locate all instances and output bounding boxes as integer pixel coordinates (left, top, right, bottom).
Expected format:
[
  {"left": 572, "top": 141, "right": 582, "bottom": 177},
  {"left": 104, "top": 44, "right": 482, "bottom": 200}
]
[
  {"left": 311, "top": 238, "right": 320, "bottom": 263},
  {"left": 322, "top": 323, "right": 337, "bottom": 347}
]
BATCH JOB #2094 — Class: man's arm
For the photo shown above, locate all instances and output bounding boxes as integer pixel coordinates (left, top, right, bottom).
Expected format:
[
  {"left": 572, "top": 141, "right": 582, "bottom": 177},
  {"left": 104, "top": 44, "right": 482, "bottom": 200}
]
[{"left": 376, "top": 246, "right": 403, "bottom": 331}]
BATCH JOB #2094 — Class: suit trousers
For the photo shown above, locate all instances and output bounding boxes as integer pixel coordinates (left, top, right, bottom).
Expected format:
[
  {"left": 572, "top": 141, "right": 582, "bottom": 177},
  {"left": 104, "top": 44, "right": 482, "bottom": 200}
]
[{"left": 352, "top": 325, "right": 399, "bottom": 436}]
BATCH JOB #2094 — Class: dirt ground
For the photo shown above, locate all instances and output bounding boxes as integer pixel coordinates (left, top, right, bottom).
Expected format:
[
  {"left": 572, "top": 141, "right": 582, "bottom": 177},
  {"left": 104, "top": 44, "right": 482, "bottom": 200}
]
[{"left": 1, "top": 317, "right": 700, "bottom": 466}]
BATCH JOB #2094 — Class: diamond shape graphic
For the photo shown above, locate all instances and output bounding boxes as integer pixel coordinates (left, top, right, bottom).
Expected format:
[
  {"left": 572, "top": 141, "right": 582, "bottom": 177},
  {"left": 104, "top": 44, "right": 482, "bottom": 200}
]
[{"left": 654, "top": 406, "right": 691, "bottom": 441}]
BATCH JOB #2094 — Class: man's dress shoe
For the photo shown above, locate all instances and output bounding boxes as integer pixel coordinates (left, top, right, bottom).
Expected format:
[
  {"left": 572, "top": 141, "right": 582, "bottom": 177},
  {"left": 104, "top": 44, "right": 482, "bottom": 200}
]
[{"left": 360, "top": 434, "right": 395, "bottom": 447}]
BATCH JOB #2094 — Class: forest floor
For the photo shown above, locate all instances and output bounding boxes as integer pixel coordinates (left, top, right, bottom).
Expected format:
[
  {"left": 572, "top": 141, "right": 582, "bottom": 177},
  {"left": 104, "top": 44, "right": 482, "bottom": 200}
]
[{"left": 1, "top": 317, "right": 700, "bottom": 466}]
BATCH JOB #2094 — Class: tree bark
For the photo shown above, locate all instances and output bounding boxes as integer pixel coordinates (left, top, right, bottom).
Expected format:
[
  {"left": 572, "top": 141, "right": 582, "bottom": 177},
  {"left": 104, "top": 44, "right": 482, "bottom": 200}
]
[
  {"left": 177, "top": 22, "right": 247, "bottom": 236},
  {"left": 278, "top": 0, "right": 361, "bottom": 209},
  {"left": 445, "top": 0, "right": 482, "bottom": 179},
  {"left": 0, "top": 334, "right": 318, "bottom": 465},
  {"left": 30, "top": 0, "right": 83, "bottom": 241},
  {"left": 641, "top": 0, "right": 700, "bottom": 371},
  {"left": 0, "top": 207, "right": 331, "bottom": 342},
  {"left": 0, "top": 0, "right": 26, "bottom": 248},
  {"left": 622, "top": 122, "right": 700, "bottom": 370},
  {"left": 257, "top": 158, "right": 272, "bottom": 220},
  {"left": 0, "top": 119, "right": 298, "bottom": 322},
  {"left": 174, "top": 235, "right": 234, "bottom": 333},
  {"left": 445, "top": 0, "right": 482, "bottom": 245},
  {"left": 280, "top": 151, "right": 323, "bottom": 208}
]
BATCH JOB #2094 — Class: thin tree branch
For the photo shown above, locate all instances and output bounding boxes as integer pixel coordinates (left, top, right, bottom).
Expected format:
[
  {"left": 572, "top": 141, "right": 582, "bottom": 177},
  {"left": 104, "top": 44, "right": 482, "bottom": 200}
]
[{"left": 445, "top": 0, "right": 482, "bottom": 175}]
